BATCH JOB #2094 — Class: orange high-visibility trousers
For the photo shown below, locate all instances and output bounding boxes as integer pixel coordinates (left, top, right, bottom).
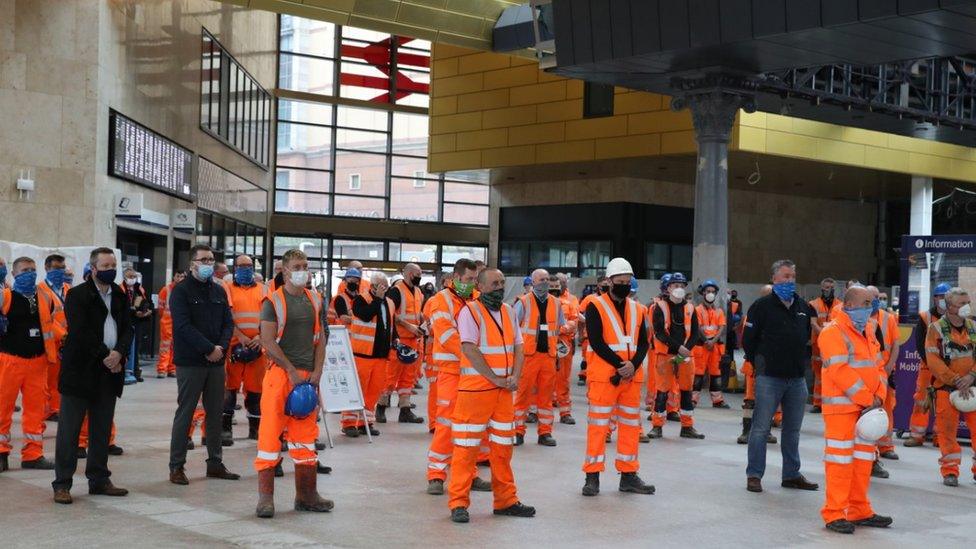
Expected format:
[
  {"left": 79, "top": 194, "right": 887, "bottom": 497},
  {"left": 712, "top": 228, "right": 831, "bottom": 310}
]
[
  {"left": 80, "top": 416, "right": 117, "bottom": 448},
  {"left": 554, "top": 346, "right": 574, "bottom": 417},
  {"left": 187, "top": 405, "right": 206, "bottom": 438},
  {"left": 341, "top": 356, "right": 388, "bottom": 428},
  {"left": 584, "top": 379, "right": 641, "bottom": 473},
  {"left": 426, "top": 363, "right": 438, "bottom": 432},
  {"left": 811, "top": 356, "right": 823, "bottom": 407},
  {"left": 225, "top": 355, "right": 268, "bottom": 394},
  {"left": 644, "top": 351, "right": 657, "bottom": 405},
  {"left": 156, "top": 328, "right": 174, "bottom": 375},
  {"left": 427, "top": 370, "right": 489, "bottom": 481},
  {"left": 447, "top": 387, "right": 518, "bottom": 511},
  {"left": 909, "top": 365, "right": 935, "bottom": 442},
  {"left": 46, "top": 359, "right": 60, "bottom": 416},
  {"left": 652, "top": 355, "right": 695, "bottom": 428},
  {"left": 693, "top": 344, "right": 725, "bottom": 405},
  {"left": 579, "top": 339, "right": 589, "bottom": 381},
  {"left": 821, "top": 411, "right": 877, "bottom": 524},
  {"left": 934, "top": 391, "right": 976, "bottom": 477},
  {"left": 515, "top": 353, "right": 557, "bottom": 436},
  {"left": 254, "top": 367, "right": 318, "bottom": 472},
  {"left": 0, "top": 354, "right": 48, "bottom": 460},
  {"left": 384, "top": 338, "right": 421, "bottom": 406},
  {"left": 877, "top": 385, "right": 897, "bottom": 454}
]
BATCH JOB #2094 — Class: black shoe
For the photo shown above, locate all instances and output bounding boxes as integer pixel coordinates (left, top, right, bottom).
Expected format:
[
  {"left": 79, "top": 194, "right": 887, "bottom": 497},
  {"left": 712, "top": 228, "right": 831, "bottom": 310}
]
[
  {"left": 46, "top": 412, "right": 59, "bottom": 422},
  {"left": 781, "top": 474, "right": 819, "bottom": 490},
  {"left": 343, "top": 427, "right": 360, "bottom": 438},
  {"left": 315, "top": 441, "right": 326, "bottom": 451},
  {"left": 471, "top": 476, "right": 492, "bottom": 492},
  {"left": 274, "top": 461, "right": 284, "bottom": 477},
  {"left": 852, "top": 514, "right": 893, "bottom": 528},
  {"left": 560, "top": 415, "right": 576, "bottom": 425},
  {"left": 107, "top": 445, "right": 124, "bottom": 456},
  {"left": 619, "top": 472, "right": 655, "bottom": 494},
  {"left": 537, "top": 434, "right": 557, "bottom": 447},
  {"left": 136, "top": 376, "right": 144, "bottom": 382},
  {"left": 22, "top": 456, "right": 55, "bottom": 470},
  {"left": 648, "top": 426, "right": 663, "bottom": 439},
  {"left": 871, "top": 461, "right": 889, "bottom": 479},
  {"left": 666, "top": 412, "right": 680, "bottom": 422},
  {"left": 0, "top": 453, "right": 7, "bottom": 472},
  {"left": 810, "top": 405, "right": 822, "bottom": 414},
  {"left": 525, "top": 412, "right": 538, "bottom": 424},
  {"left": 582, "top": 472, "right": 600, "bottom": 496},
  {"left": 316, "top": 462, "right": 332, "bottom": 475},
  {"left": 206, "top": 461, "right": 241, "bottom": 480},
  {"left": 358, "top": 425, "right": 380, "bottom": 436},
  {"left": 943, "top": 474, "right": 958, "bottom": 487},
  {"left": 14, "top": 405, "right": 21, "bottom": 412},
  {"left": 514, "top": 434, "right": 524, "bottom": 446},
  {"left": 825, "top": 519, "right": 855, "bottom": 534},
  {"left": 680, "top": 427, "right": 705, "bottom": 439},
  {"left": 712, "top": 401, "right": 730, "bottom": 409},
  {"left": 76, "top": 447, "right": 88, "bottom": 459},
  {"left": 156, "top": 373, "right": 166, "bottom": 379},
  {"left": 451, "top": 507, "right": 470, "bottom": 523},
  {"left": 186, "top": 438, "right": 195, "bottom": 450},
  {"left": 879, "top": 450, "right": 899, "bottom": 460},
  {"left": 89, "top": 481, "right": 128, "bottom": 497},
  {"left": 398, "top": 408, "right": 424, "bottom": 424},
  {"left": 576, "top": 379, "right": 585, "bottom": 386},
  {"left": 376, "top": 405, "right": 387, "bottom": 424},
  {"left": 169, "top": 468, "right": 189, "bottom": 485},
  {"left": 493, "top": 502, "right": 536, "bottom": 517},
  {"left": 221, "top": 415, "right": 234, "bottom": 447},
  {"left": 167, "top": 372, "right": 176, "bottom": 378},
  {"left": 248, "top": 417, "right": 260, "bottom": 440}
]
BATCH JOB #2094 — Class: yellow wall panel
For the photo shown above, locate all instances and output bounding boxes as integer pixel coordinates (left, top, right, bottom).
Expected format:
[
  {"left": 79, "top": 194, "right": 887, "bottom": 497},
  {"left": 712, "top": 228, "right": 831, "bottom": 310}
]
[
  {"left": 456, "top": 128, "right": 509, "bottom": 151},
  {"left": 458, "top": 51, "right": 512, "bottom": 74},
  {"left": 508, "top": 122, "right": 567, "bottom": 146},
  {"left": 431, "top": 96, "right": 458, "bottom": 116},
  {"left": 595, "top": 134, "right": 661, "bottom": 160},
  {"left": 483, "top": 65, "right": 539, "bottom": 90},
  {"left": 428, "top": 150, "right": 483, "bottom": 172},
  {"left": 536, "top": 139, "right": 595, "bottom": 164},
  {"left": 430, "top": 133, "right": 457, "bottom": 154},
  {"left": 431, "top": 111, "right": 482, "bottom": 134},
  {"left": 565, "top": 115, "right": 628, "bottom": 140},
  {"left": 816, "top": 139, "right": 865, "bottom": 166},
  {"left": 482, "top": 105, "right": 538, "bottom": 129},
  {"left": 482, "top": 145, "right": 537, "bottom": 167},
  {"left": 660, "top": 131, "right": 697, "bottom": 155},
  {"left": 510, "top": 81, "right": 568, "bottom": 106},
  {"left": 735, "top": 125, "right": 766, "bottom": 153},
  {"left": 614, "top": 92, "right": 664, "bottom": 114},
  {"left": 566, "top": 79, "right": 584, "bottom": 99},
  {"left": 537, "top": 99, "right": 584, "bottom": 123},
  {"left": 863, "top": 146, "right": 909, "bottom": 173},
  {"left": 432, "top": 57, "right": 459, "bottom": 79},
  {"left": 763, "top": 130, "right": 819, "bottom": 159},
  {"left": 431, "top": 73, "right": 485, "bottom": 97},
  {"left": 628, "top": 110, "right": 693, "bottom": 135},
  {"left": 457, "top": 89, "right": 510, "bottom": 113}
]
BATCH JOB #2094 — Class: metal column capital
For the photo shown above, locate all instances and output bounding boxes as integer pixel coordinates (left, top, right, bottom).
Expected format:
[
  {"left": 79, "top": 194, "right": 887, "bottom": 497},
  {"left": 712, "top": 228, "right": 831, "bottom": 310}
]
[{"left": 671, "top": 89, "right": 757, "bottom": 143}]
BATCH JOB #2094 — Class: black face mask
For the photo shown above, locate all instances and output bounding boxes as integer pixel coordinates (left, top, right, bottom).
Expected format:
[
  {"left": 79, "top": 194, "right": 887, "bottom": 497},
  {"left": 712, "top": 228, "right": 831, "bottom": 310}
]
[
  {"left": 610, "top": 283, "right": 631, "bottom": 299},
  {"left": 347, "top": 282, "right": 359, "bottom": 293},
  {"left": 479, "top": 288, "right": 505, "bottom": 311},
  {"left": 548, "top": 288, "right": 561, "bottom": 297},
  {"left": 730, "top": 292, "right": 738, "bottom": 300},
  {"left": 598, "top": 285, "right": 610, "bottom": 294},
  {"left": 410, "top": 275, "right": 422, "bottom": 287}
]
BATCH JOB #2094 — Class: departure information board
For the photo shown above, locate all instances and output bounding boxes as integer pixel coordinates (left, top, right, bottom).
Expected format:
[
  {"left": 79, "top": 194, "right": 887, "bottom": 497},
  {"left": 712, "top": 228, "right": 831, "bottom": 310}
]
[{"left": 108, "top": 110, "right": 195, "bottom": 201}]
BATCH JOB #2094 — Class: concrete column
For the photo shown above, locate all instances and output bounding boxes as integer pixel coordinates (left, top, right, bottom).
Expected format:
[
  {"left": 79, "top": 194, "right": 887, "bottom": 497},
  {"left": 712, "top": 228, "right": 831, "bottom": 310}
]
[
  {"left": 910, "top": 176, "right": 934, "bottom": 310},
  {"left": 673, "top": 90, "right": 751, "bottom": 292}
]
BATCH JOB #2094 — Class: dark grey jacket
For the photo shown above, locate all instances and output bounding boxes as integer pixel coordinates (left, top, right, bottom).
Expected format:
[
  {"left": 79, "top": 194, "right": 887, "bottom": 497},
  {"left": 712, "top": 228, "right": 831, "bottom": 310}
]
[{"left": 169, "top": 276, "right": 233, "bottom": 367}]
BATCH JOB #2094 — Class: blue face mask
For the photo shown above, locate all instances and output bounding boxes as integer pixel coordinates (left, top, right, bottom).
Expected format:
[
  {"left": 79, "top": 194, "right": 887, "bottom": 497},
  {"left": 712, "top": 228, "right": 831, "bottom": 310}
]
[
  {"left": 0, "top": 266, "right": 7, "bottom": 282},
  {"left": 13, "top": 271, "right": 37, "bottom": 296},
  {"left": 196, "top": 264, "right": 214, "bottom": 281},
  {"left": 871, "top": 298, "right": 880, "bottom": 314},
  {"left": 845, "top": 306, "right": 873, "bottom": 332},
  {"left": 46, "top": 268, "right": 65, "bottom": 288},
  {"left": 234, "top": 267, "right": 254, "bottom": 286},
  {"left": 773, "top": 281, "right": 796, "bottom": 301}
]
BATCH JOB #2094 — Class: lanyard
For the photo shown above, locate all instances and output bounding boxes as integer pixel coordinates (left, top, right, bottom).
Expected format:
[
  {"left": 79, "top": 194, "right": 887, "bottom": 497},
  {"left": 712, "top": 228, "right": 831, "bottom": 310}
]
[{"left": 483, "top": 307, "right": 512, "bottom": 375}]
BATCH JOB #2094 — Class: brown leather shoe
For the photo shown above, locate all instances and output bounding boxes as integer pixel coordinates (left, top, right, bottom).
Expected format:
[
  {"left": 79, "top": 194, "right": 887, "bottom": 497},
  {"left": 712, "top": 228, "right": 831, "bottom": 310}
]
[
  {"left": 781, "top": 474, "right": 819, "bottom": 491},
  {"left": 206, "top": 461, "right": 241, "bottom": 480},
  {"left": 747, "top": 477, "right": 763, "bottom": 493},
  {"left": 169, "top": 468, "right": 189, "bottom": 485},
  {"left": 89, "top": 481, "right": 128, "bottom": 496},
  {"left": 53, "top": 488, "right": 73, "bottom": 504}
]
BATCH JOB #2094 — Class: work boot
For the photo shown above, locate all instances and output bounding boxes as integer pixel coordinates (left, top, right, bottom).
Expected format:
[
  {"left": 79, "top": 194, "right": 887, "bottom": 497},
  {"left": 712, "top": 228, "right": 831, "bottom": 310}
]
[
  {"left": 427, "top": 479, "right": 444, "bottom": 495},
  {"left": 108, "top": 445, "right": 124, "bottom": 456},
  {"left": 22, "top": 456, "right": 55, "bottom": 470},
  {"left": 737, "top": 418, "right": 752, "bottom": 444},
  {"left": 294, "top": 464, "right": 334, "bottom": 512},
  {"left": 169, "top": 467, "right": 189, "bottom": 485},
  {"left": 904, "top": 437, "right": 923, "bottom": 447},
  {"left": 943, "top": 474, "right": 959, "bottom": 487},
  {"left": 560, "top": 415, "right": 576, "bottom": 425},
  {"left": 471, "top": 477, "right": 492, "bottom": 492},
  {"left": 766, "top": 433, "right": 778, "bottom": 444},
  {"left": 76, "top": 447, "right": 88, "bottom": 459},
  {"left": 186, "top": 438, "right": 194, "bottom": 450},
  {"left": 619, "top": 472, "right": 655, "bottom": 495},
  {"left": 746, "top": 477, "right": 762, "bottom": 493},
  {"left": 207, "top": 461, "right": 241, "bottom": 480},
  {"left": 0, "top": 453, "right": 7, "bottom": 472},
  {"left": 712, "top": 401, "right": 730, "bottom": 409},
  {"left": 852, "top": 514, "right": 893, "bottom": 528},
  {"left": 315, "top": 440, "right": 326, "bottom": 451},
  {"left": 781, "top": 475, "right": 819, "bottom": 491},
  {"left": 879, "top": 450, "right": 899, "bottom": 460},
  {"left": 375, "top": 405, "right": 387, "bottom": 424},
  {"left": 577, "top": 379, "right": 585, "bottom": 387},
  {"left": 680, "top": 427, "right": 705, "bottom": 440},
  {"left": 317, "top": 462, "right": 332, "bottom": 475},
  {"left": 638, "top": 432, "right": 651, "bottom": 444},
  {"left": 53, "top": 488, "right": 72, "bottom": 504},
  {"left": 274, "top": 461, "right": 284, "bottom": 477},
  {"left": 156, "top": 373, "right": 166, "bottom": 379},
  {"left": 46, "top": 412, "right": 59, "bottom": 422},
  {"left": 451, "top": 507, "right": 470, "bottom": 523},
  {"left": 871, "top": 460, "right": 889, "bottom": 479},
  {"left": 537, "top": 434, "right": 557, "bottom": 447},
  {"left": 526, "top": 412, "right": 538, "bottom": 424},
  {"left": 514, "top": 434, "right": 524, "bottom": 446},
  {"left": 648, "top": 426, "right": 663, "bottom": 439},
  {"left": 343, "top": 426, "right": 360, "bottom": 438},
  {"left": 666, "top": 411, "right": 680, "bottom": 422},
  {"left": 89, "top": 481, "right": 128, "bottom": 497},
  {"left": 581, "top": 473, "right": 600, "bottom": 496},
  {"left": 248, "top": 417, "right": 260, "bottom": 440},
  {"left": 810, "top": 405, "right": 822, "bottom": 414},
  {"left": 398, "top": 407, "right": 424, "bottom": 424},
  {"left": 493, "top": 501, "right": 536, "bottom": 517},
  {"left": 358, "top": 425, "right": 380, "bottom": 436},
  {"left": 256, "top": 468, "right": 275, "bottom": 518},
  {"left": 167, "top": 372, "right": 176, "bottom": 378},
  {"left": 220, "top": 415, "right": 234, "bottom": 447},
  {"left": 825, "top": 519, "right": 856, "bottom": 534}
]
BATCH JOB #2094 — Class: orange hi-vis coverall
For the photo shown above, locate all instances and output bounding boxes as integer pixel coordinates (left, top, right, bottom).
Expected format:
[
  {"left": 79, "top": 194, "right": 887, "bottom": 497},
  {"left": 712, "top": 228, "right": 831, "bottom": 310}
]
[
  {"left": 36, "top": 280, "right": 68, "bottom": 417},
  {"left": 155, "top": 283, "right": 175, "bottom": 376},
  {"left": 555, "top": 290, "right": 579, "bottom": 418},
  {"left": 924, "top": 316, "right": 976, "bottom": 478},
  {"left": 513, "top": 293, "right": 561, "bottom": 436},
  {"left": 818, "top": 313, "right": 886, "bottom": 525},
  {"left": 910, "top": 310, "right": 940, "bottom": 443},
  {"left": 448, "top": 300, "right": 521, "bottom": 511},
  {"left": 226, "top": 282, "right": 270, "bottom": 422},
  {"left": 253, "top": 287, "right": 324, "bottom": 473},
  {"left": 873, "top": 309, "right": 900, "bottom": 455},
  {"left": 645, "top": 298, "right": 679, "bottom": 412},
  {"left": 652, "top": 300, "right": 698, "bottom": 428},
  {"left": 344, "top": 293, "right": 395, "bottom": 429},
  {"left": 582, "top": 293, "right": 645, "bottom": 473},
  {"left": 809, "top": 297, "right": 838, "bottom": 408},
  {"left": 383, "top": 280, "right": 424, "bottom": 407},
  {"left": 693, "top": 302, "right": 727, "bottom": 406},
  {"left": 0, "top": 288, "right": 62, "bottom": 461}
]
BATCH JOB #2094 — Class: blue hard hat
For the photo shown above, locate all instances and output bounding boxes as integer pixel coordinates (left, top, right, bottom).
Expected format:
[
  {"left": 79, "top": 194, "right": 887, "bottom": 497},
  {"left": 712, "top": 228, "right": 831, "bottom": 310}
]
[
  {"left": 522, "top": 276, "right": 532, "bottom": 286},
  {"left": 396, "top": 342, "right": 419, "bottom": 364},
  {"left": 700, "top": 278, "right": 719, "bottom": 293},
  {"left": 671, "top": 272, "right": 688, "bottom": 285},
  {"left": 231, "top": 343, "right": 262, "bottom": 364},
  {"left": 659, "top": 273, "right": 673, "bottom": 292},
  {"left": 285, "top": 382, "right": 319, "bottom": 419},
  {"left": 342, "top": 268, "right": 362, "bottom": 279},
  {"left": 933, "top": 283, "right": 951, "bottom": 296},
  {"left": 83, "top": 263, "right": 92, "bottom": 277},
  {"left": 630, "top": 278, "right": 639, "bottom": 292}
]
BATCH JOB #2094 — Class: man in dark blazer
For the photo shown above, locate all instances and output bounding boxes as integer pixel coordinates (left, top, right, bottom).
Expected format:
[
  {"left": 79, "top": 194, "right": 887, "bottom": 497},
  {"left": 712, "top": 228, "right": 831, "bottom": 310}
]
[{"left": 52, "top": 247, "right": 133, "bottom": 504}]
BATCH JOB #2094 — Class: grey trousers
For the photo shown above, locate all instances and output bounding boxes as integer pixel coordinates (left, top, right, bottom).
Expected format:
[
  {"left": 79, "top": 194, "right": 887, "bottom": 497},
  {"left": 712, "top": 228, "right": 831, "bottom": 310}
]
[
  {"left": 53, "top": 386, "right": 117, "bottom": 491},
  {"left": 169, "top": 365, "right": 225, "bottom": 471}
]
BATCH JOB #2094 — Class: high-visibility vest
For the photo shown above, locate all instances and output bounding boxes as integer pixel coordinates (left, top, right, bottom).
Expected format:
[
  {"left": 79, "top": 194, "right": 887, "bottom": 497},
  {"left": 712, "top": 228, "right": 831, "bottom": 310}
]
[
  {"left": 266, "top": 287, "right": 323, "bottom": 347},
  {"left": 517, "top": 293, "right": 559, "bottom": 357},
  {"left": 158, "top": 284, "right": 173, "bottom": 327},
  {"left": 428, "top": 288, "right": 467, "bottom": 374},
  {"left": 348, "top": 293, "right": 395, "bottom": 356},
  {"left": 36, "top": 280, "right": 68, "bottom": 348},
  {"left": 587, "top": 293, "right": 641, "bottom": 382},
  {"left": 924, "top": 316, "right": 976, "bottom": 388},
  {"left": 0, "top": 287, "right": 59, "bottom": 363},
  {"left": 327, "top": 292, "right": 355, "bottom": 326},
  {"left": 558, "top": 290, "right": 580, "bottom": 346},
  {"left": 458, "top": 300, "right": 517, "bottom": 391},
  {"left": 392, "top": 280, "right": 423, "bottom": 337},
  {"left": 695, "top": 303, "right": 726, "bottom": 340},
  {"left": 809, "top": 297, "right": 837, "bottom": 353},
  {"left": 653, "top": 300, "right": 694, "bottom": 355},
  {"left": 228, "top": 283, "right": 268, "bottom": 345},
  {"left": 818, "top": 313, "right": 885, "bottom": 415},
  {"left": 873, "top": 309, "right": 898, "bottom": 366},
  {"left": 337, "top": 278, "right": 371, "bottom": 297},
  {"left": 578, "top": 292, "right": 602, "bottom": 340}
]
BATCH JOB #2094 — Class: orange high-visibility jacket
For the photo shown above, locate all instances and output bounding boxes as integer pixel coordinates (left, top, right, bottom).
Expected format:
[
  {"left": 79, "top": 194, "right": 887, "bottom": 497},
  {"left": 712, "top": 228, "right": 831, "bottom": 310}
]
[
  {"left": 874, "top": 309, "right": 899, "bottom": 367},
  {"left": 337, "top": 278, "right": 371, "bottom": 297},
  {"left": 924, "top": 317, "right": 976, "bottom": 389},
  {"left": 588, "top": 292, "right": 641, "bottom": 382},
  {"left": 266, "top": 287, "right": 323, "bottom": 347},
  {"left": 817, "top": 312, "right": 886, "bottom": 415},
  {"left": 517, "top": 293, "right": 559, "bottom": 357},
  {"left": 158, "top": 283, "right": 173, "bottom": 329},
  {"left": 427, "top": 288, "right": 467, "bottom": 374},
  {"left": 328, "top": 292, "right": 355, "bottom": 326},
  {"left": 653, "top": 300, "right": 695, "bottom": 355},
  {"left": 578, "top": 292, "right": 602, "bottom": 341},
  {"left": 809, "top": 297, "right": 838, "bottom": 354},
  {"left": 36, "top": 280, "right": 69, "bottom": 348},
  {"left": 0, "top": 287, "right": 60, "bottom": 363},
  {"left": 558, "top": 290, "right": 580, "bottom": 345},
  {"left": 392, "top": 279, "right": 423, "bottom": 333},
  {"left": 695, "top": 303, "right": 726, "bottom": 340},
  {"left": 458, "top": 300, "right": 518, "bottom": 391},
  {"left": 348, "top": 292, "right": 395, "bottom": 356},
  {"left": 647, "top": 297, "right": 665, "bottom": 345},
  {"left": 228, "top": 282, "right": 269, "bottom": 346}
]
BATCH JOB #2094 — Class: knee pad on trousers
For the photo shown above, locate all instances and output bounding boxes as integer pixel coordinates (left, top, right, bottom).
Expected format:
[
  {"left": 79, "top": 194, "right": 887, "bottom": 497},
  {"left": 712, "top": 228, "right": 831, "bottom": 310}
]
[
  {"left": 223, "top": 390, "right": 237, "bottom": 415},
  {"left": 680, "top": 390, "right": 694, "bottom": 410},
  {"left": 693, "top": 375, "right": 704, "bottom": 392},
  {"left": 709, "top": 376, "right": 722, "bottom": 392},
  {"left": 244, "top": 392, "right": 261, "bottom": 418},
  {"left": 654, "top": 391, "right": 669, "bottom": 413}
]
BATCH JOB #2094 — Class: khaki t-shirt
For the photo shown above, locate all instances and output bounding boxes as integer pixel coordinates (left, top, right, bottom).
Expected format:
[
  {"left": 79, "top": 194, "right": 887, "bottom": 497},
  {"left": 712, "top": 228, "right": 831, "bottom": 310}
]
[{"left": 260, "top": 291, "right": 326, "bottom": 372}]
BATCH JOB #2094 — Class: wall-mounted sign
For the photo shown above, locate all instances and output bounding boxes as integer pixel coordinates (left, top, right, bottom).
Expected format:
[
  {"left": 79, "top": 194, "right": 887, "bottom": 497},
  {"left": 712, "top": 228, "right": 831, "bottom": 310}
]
[
  {"left": 114, "top": 193, "right": 144, "bottom": 217},
  {"left": 108, "top": 109, "right": 195, "bottom": 202},
  {"left": 172, "top": 209, "right": 197, "bottom": 230}
]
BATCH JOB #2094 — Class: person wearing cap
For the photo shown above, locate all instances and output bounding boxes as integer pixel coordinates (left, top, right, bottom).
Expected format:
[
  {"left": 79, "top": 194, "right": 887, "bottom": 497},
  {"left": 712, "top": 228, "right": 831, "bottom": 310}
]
[
  {"left": 329, "top": 268, "right": 362, "bottom": 326},
  {"left": 337, "top": 261, "right": 371, "bottom": 298},
  {"left": 692, "top": 279, "right": 730, "bottom": 409},
  {"left": 581, "top": 258, "right": 654, "bottom": 497},
  {"left": 906, "top": 282, "right": 951, "bottom": 448}
]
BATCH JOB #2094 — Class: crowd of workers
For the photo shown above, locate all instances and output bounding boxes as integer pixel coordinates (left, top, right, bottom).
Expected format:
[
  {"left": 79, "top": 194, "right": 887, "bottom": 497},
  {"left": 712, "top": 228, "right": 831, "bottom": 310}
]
[{"left": 0, "top": 249, "right": 974, "bottom": 534}]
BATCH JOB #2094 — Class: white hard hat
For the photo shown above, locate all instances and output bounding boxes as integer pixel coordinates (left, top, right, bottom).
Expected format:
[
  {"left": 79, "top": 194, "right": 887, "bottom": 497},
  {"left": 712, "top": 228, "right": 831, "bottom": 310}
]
[
  {"left": 605, "top": 257, "right": 634, "bottom": 278},
  {"left": 950, "top": 389, "right": 976, "bottom": 413},
  {"left": 855, "top": 408, "right": 888, "bottom": 442}
]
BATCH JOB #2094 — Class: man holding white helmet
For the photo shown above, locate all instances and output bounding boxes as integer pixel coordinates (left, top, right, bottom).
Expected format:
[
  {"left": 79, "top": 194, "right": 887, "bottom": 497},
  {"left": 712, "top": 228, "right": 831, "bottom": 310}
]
[
  {"left": 924, "top": 287, "right": 976, "bottom": 487},
  {"left": 818, "top": 284, "right": 891, "bottom": 534}
]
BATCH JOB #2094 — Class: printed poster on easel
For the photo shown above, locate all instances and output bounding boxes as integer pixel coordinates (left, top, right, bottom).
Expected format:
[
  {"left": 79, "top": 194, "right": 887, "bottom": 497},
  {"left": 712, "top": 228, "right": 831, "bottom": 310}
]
[{"left": 319, "top": 325, "right": 372, "bottom": 445}]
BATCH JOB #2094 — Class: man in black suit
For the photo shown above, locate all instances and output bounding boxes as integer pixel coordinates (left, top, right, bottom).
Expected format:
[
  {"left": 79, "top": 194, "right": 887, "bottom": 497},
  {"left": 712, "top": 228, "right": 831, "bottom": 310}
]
[{"left": 52, "top": 247, "right": 133, "bottom": 504}]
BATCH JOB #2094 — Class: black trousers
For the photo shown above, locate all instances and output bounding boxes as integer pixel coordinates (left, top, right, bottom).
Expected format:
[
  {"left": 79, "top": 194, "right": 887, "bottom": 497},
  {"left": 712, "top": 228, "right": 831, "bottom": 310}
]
[
  {"left": 169, "top": 365, "right": 225, "bottom": 471},
  {"left": 53, "top": 385, "right": 117, "bottom": 491}
]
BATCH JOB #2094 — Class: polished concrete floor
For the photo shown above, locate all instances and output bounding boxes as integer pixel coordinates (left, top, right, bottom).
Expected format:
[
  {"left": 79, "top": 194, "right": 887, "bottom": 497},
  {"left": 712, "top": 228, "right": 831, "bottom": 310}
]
[{"left": 2, "top": 360, "right": 975, "bottom": 548}]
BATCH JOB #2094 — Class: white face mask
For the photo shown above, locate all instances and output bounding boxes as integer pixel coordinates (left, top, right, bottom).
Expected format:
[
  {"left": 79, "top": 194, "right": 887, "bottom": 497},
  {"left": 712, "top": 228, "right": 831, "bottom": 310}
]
[
  {"left": 704, "top": 292, "right": 716, "bottom": 303},
  {"left": 959, "top": 304, "right": 972, "bottom": 318},
  {"left": 669, "top": 287, "right": 686, "bottom": 303},
  {"left": 125, "top": 277, "right": 138, "bottom": 286},
  {"left": 289, "top": 270, "right": 309, "bottom": 287},
  {"left": 938, "top": 298, "right": 947, "bottom": 311}
]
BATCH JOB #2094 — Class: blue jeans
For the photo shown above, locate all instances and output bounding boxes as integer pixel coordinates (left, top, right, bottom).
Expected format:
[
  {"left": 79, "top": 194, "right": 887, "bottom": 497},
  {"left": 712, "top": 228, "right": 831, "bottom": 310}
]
[
  {"left": 746, "top": 374, "right": 808, "bottom": 480},
  {"left": 125, "top": 339, "right": 137, "bottom": 379}
]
